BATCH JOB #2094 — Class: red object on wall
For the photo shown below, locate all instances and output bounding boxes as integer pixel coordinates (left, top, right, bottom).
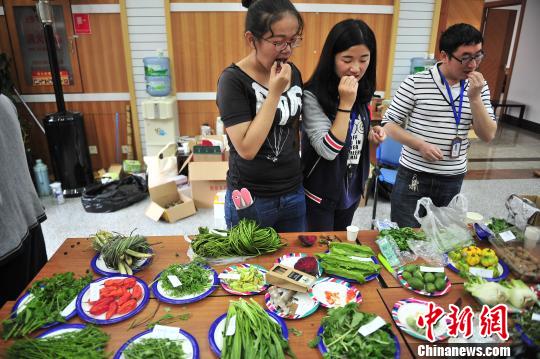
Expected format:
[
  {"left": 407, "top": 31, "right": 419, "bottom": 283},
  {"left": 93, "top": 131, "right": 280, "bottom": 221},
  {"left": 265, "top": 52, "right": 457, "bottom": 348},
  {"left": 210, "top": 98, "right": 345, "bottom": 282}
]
[{"left": 73, "top": 14, "right": 91, "bottom": 35}]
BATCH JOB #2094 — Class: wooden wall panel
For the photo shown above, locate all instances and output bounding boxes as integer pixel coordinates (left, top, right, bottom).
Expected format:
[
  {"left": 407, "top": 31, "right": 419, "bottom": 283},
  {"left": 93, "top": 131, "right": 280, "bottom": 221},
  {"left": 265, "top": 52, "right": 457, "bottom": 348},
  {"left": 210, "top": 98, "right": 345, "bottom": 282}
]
[
  {"left": 25, "top": 101, "right": 130, "bottom": 172},
  {"left": 75, "top": 13, "right": 129, "bottom": 92},
  {"left": 171, "top": 9, "right": 392, "bottom": 135},
  {"left": 446, "top": 0, "right": 484, "bottom": 30}
]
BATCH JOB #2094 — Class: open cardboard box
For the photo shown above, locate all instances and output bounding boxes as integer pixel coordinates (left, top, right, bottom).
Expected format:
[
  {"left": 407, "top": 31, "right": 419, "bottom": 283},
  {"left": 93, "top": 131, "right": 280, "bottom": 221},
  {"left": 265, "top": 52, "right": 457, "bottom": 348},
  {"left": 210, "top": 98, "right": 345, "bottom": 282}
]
[
  {"left": 145, "top": 181, "right": 196, "bottom": 223},
  {"left": 189, "top": 161, "right": 228, "bottom": 208}
]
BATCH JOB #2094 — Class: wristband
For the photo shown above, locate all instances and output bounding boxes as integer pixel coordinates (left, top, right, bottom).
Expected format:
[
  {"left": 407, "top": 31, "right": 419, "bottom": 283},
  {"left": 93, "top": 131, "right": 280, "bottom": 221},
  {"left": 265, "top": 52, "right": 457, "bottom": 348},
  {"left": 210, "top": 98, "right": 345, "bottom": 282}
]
[{"left": 337, "top": 108, "right": 351, "bottom": 113}]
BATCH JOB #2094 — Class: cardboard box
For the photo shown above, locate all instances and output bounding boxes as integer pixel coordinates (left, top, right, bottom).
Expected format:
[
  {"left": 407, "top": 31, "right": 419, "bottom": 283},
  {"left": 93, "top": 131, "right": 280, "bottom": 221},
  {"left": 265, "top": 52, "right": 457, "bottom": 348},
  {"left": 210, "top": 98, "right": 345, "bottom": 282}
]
[
  {"left": 193, "top": 145, "right": 223, "bottom": 162},
  {"left": 214, "top": 190, "right": 227, "bottom": 229},
  {"left": 189, "top": 161, "right": 228, "bottom": 208},
  {"left": 519, "top": 194, "right": 540, "bottom": 226},
  {"left": 145, "top": 181, "right": 196, "bottom": 223}
]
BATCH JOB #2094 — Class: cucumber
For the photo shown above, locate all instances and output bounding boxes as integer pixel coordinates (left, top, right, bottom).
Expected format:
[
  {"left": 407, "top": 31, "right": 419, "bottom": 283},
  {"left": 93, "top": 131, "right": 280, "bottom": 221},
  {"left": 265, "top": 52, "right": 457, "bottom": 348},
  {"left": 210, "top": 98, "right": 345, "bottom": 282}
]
[{"left": 407, "top": 277, "right": 424, "bottom": 291}]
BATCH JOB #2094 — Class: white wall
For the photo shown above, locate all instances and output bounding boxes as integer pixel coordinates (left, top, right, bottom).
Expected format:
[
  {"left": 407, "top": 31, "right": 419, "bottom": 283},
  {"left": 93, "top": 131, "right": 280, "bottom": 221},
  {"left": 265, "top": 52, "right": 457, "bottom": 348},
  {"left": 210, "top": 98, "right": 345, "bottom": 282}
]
[
  {"left": 506, "top": 0, "right": 540, "bottom": 124},
  {"left": 390, "top": 0, "right": 436, "bottom": 96}
]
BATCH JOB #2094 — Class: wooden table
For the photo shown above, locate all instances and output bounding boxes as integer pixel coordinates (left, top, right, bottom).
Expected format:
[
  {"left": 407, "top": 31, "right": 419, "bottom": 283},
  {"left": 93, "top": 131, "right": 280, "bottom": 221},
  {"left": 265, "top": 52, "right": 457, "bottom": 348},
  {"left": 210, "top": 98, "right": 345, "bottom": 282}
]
[
  {"left": 377, "top": 285, "right": 479, "bottom": 357},
  {"left": 0, "top": 231, "right": 414, "bottom": 358}
]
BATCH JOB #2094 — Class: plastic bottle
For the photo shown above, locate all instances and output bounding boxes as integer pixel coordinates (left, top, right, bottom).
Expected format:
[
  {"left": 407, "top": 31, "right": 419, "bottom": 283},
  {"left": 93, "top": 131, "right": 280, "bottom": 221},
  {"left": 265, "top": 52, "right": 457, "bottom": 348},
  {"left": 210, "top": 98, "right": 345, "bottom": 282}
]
[
  {"left": 49, "top": 182, "right": 65, "bottom": 204},
  {"left": 215, "top": 116, "right": 224, "bottom": 135},
  {"left": 143, "top": 50, "right": 171, "bottom": 96},
  {"left": 33, "top": 159, "right": 50, "bottom": 197}
]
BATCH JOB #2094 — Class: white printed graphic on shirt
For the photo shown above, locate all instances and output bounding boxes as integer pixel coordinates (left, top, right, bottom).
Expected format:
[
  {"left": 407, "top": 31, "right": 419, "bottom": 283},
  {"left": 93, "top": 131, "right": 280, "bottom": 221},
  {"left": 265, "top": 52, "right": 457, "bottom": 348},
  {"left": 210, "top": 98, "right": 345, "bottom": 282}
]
[
  {"left": 252, "top": 83, "right": 302, "bottom": 125},
  {"left": 347, "top": 116, "right": 364, "bottom": 165}
]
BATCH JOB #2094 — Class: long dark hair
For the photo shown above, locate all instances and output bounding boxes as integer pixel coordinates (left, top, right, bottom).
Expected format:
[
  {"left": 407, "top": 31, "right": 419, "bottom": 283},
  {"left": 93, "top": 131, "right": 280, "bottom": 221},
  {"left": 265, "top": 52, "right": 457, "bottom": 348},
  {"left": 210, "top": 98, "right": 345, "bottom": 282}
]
[
  {"left": 241, "top": 0, "right": 303, "bottom": 39},
  {"left": 306, "top": 19, "right": 376, "bottom": 118}
]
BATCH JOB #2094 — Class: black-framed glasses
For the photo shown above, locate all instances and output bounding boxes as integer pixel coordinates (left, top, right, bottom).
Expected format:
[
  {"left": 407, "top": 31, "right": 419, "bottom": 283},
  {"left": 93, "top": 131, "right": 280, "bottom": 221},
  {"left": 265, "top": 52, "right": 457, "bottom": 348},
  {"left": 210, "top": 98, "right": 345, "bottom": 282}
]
[
  {"left": 450, "top": 51, "right": 485, "bottom": 65},
  {"left": 261, "top": 36, "right": 302, "bottom": 51}
]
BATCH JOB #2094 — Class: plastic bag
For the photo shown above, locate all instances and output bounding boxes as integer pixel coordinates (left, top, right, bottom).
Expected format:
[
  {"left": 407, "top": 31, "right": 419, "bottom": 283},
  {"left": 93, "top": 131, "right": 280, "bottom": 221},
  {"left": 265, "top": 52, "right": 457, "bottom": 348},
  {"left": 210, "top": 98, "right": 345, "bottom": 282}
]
[
  {"left": 81, "top": 175, "right": 147, "bottom": 213},
  {"left": 144, "top": 142, "right": 178, "bottom": 188},
  {"left": 414, "top": 194, "right": 473, "bottom": 254},
  {"left": 505, "top": 194, "right": 539, "bottom": 231},
  {"left": 407, "top": 239, "right": 448, "bottom": 266},
  {"left": 375, "top": 236, "right": 417, "bottom": 269}
]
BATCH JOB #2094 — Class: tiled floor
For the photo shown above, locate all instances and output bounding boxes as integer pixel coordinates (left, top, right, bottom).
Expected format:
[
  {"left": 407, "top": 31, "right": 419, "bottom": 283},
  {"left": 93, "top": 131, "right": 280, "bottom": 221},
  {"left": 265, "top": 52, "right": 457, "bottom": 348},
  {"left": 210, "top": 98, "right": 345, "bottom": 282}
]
[{"left": 40, "top": 123, "right": 540, "bottom": 259}]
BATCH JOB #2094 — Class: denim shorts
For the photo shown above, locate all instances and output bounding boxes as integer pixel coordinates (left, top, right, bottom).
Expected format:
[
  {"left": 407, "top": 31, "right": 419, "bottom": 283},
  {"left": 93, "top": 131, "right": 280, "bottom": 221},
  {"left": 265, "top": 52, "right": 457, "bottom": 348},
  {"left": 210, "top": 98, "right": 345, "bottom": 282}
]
[
  {"left": 224, "top": 186, "right": 306, "bottom": 232},
  {"left": 390, "top": 166, "right": 465, "bottom": 228}
]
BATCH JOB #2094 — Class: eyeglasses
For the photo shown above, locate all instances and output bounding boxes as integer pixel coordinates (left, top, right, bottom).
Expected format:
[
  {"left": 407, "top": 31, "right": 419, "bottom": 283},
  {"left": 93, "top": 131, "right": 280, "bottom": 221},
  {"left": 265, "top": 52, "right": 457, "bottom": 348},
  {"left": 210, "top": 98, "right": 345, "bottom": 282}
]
[
  {"left": 261, "top": 36, "right": 302, "bottom": 51},
  {"left": 450, "top": 51, "right": 485, "bottom": 65}
]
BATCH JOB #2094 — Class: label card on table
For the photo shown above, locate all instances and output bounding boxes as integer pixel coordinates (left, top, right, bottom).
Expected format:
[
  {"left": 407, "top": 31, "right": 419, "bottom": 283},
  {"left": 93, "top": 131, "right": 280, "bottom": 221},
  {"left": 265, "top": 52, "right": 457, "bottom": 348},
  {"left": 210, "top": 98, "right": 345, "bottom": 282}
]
[
  {"left": 167, "top": 275, "right": 182, "bottom": 288},
  {"left": 420, "top": 266, "right": 445, "bottom": 273},
  {"left": 358, "top": 316, "right": 386, "bottom": 337},
  {"left": 151, "top": 325, "right": 181, "bottom": 340},
  {"left": 499, "top": 230, "right": 516, "bottom": 242},
  {"left": 469, "top": 267, "right": 494, "bottom": 278},
  {"left": 89, "top": 283, "right": 101, "bottom": 301},
  {"left": 61, "top": 297, "right": 77, "bottom": 317},
  {"left": 219, "top": 273, "right": 241, "bottom": 281},
  {"left": 532, "top": 313, "right": 540, "bottom": 322}
]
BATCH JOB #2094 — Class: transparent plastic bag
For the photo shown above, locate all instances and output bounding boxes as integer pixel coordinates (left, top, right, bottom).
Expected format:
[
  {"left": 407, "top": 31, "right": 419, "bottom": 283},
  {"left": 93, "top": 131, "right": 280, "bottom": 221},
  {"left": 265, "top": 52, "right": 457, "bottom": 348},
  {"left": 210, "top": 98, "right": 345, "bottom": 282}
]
[
  {"left": 407, "top": 239, "right": 448, "bottom": 266},
  {"left": 376, "top": 236, "right": 417, "bottom": 269},
  {"left": 414, "top": 194, "right": 473, "bottom": 254}
]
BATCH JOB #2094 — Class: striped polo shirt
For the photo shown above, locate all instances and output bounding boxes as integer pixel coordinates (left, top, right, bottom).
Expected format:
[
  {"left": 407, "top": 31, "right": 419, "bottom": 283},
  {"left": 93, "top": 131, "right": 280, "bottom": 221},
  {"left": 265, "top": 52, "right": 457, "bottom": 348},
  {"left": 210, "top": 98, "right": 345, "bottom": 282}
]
[{"left": 382, "top": 64, "right": 494, "bottom": 175}]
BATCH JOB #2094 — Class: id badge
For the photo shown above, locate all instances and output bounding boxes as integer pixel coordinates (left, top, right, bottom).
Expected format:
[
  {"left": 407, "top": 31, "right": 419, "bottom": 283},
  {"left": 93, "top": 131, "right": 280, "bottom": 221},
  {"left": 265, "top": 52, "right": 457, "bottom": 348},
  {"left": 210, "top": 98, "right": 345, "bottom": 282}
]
[{"left": 451, "top": 137, "right": 462, "bottom": 158}]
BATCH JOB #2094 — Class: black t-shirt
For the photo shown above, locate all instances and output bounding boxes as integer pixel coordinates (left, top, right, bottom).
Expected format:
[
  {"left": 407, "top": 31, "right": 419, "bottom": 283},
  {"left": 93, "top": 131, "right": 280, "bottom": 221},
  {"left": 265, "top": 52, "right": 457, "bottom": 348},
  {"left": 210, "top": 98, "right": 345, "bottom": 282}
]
[{"left": 216, "top": 64, "right": 303, "bottom": 197}]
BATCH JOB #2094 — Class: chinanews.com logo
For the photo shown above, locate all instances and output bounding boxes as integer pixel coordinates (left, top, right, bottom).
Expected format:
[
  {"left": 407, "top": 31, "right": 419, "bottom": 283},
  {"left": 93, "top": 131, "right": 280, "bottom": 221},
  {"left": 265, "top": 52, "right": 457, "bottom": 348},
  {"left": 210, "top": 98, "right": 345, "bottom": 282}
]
[{"left": 415, "top": 303, "right": 512, "bottom": 358}]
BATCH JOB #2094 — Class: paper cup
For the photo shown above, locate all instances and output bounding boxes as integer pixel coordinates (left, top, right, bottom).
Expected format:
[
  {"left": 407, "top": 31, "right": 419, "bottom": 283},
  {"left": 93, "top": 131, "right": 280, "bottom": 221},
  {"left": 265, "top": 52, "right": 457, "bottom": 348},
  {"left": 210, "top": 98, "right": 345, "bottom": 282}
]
[
  {"left": 524, "top": 226, "right": 540, "bottom": 250},
  {"left": 346, "top": 225, "right": 359, "bottom": 242}
]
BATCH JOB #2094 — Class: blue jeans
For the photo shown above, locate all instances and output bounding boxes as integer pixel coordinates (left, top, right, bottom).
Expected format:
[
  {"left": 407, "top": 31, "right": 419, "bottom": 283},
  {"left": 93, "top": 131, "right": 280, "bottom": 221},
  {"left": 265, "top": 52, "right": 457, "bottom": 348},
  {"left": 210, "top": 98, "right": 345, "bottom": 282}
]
[
  {"left": 390, "top": 166, "right": 465, "bottom": 228},
  {"left": 224, "top": 186, "right": 306, "bottom": 232}
]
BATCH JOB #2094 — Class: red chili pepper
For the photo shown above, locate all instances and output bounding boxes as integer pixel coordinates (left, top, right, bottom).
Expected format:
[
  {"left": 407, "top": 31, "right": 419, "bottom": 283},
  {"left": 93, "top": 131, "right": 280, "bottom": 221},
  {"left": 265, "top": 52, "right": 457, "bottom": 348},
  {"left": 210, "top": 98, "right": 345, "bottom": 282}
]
[
  {"left": 131, "top": 285, "right": 142, "bottom": 300},
  {"left": 90, "top": 302, "right": 110, "bottom": 315},
  {"left": 105, "top": 302, "right": 118, "bottom": 320},
  {"left": 117, "top": 299, "right": 137, "bottom": 315},
  {"left": 88, "top": 296, "right": 114, "bottom": 307},
  {"left": 104, "top": 279, "right": 124, "bottom": 287},
  {"left": 122, "top": 277, "right": 136, "bottom": 288},
  {"left": 117, "top": 291, "right": 132, "bottom": 306}
]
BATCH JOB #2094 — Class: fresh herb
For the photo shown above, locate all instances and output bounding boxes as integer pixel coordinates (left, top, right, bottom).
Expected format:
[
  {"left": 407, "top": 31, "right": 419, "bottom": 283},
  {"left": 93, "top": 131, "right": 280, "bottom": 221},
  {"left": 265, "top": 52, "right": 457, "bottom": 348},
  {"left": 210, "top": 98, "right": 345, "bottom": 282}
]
[
  {"left": 2, "top": 272, "right": 93, "bottom": 339},
  {"left": 316, "top": 302, "right": 396, "bottom": 359},
  {"left": 222, "top": 298, "right": 296, "bottom": 359},
  {"left": 91, "top": 230, "right": 153, "bottom": 275},
  {"left": 191, "top": 219, "right": 285, "bottom": 258},
  {"left": 518, "top": 310, "right": 540, "bottom": 346},
  {"left": 159, "top": 262, "right": 212, "bottom": 297},
  {"left": 379, "top": 227, "right": 426, "bottom": 251},
  {"left": 146, "top": 312, "right": 191, "bottom": 330},
  {"left": 123, "top": 338, "right": 186, "bottom": 359},
  {"left": 487, "top": 218, "right": 512, "bottom": 234},
  {"left": 290, "top": 328, "right": 303, "bottom": 336},
  {"left": 6, "top": 325, "right": 109, "bottom": 358}
]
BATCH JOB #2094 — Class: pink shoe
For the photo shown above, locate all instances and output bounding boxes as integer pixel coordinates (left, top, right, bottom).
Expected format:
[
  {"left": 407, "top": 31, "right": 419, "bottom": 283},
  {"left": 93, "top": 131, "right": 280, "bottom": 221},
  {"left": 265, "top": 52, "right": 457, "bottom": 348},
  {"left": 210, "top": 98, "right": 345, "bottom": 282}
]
[
  {"left": 240, "top": 188, "right": 254, "bottom": 207},
  {"left": 232, "top": 190, "right": 243, "bottom": 210}
]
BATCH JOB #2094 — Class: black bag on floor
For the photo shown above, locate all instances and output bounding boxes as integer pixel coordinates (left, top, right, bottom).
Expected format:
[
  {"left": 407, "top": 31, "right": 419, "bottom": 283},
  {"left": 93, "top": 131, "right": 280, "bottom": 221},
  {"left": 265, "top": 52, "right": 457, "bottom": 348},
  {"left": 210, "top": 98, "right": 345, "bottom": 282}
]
[{"left": 81, "top": 175, "right": 148, "bottom": 213}]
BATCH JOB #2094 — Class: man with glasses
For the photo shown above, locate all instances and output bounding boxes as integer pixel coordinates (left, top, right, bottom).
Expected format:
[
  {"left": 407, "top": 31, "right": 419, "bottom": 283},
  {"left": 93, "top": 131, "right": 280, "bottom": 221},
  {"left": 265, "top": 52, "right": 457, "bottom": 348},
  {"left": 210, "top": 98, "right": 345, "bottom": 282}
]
[{"left": 382, "top": 23, "right": 496, "bottom": 227}]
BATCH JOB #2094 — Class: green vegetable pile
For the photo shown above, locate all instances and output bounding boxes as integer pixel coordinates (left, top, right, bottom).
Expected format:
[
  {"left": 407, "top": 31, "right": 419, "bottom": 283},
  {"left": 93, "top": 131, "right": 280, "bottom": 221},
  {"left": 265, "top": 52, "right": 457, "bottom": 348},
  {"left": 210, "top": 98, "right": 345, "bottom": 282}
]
[
  {"left": 123, "top": 337, "right": 186, "bottom": 359},
  {"left": 159, "top": 262, "right": 212, "bottom": 297},
  {"left": 191, "top": 219, "right": 285, "bottom": 258},
  {"left": 310, "top": 302, "right": 396, "bottom": 359},
  {"left": 400, "top": 264, "right": 447, "bottom": 294},
  {"left": 518, "top": 309, "right": 540, "bottom": 346},
  {"left": 225, "top": 266, "right": 265, "bottom": 292},
  {"left": 487, "top": 217, "right": 512, "bottom": 233},
  {"left": 315, "top": 242, "right": 380, "bottom": 283},
  {"left": 92, "top": 230, "right": 153, "bottom": 275},
  {"left": 6, "top": 325, "right": 109, "bottom": 359},
  {"left": 379, "top": 227, "right": 426, "bottom": 251},
  {"left": 2, "top": 272, "right": 93, "bottom": 339},
  {"left": 222, "top": 298, "right": 296, "bottom": 359}
]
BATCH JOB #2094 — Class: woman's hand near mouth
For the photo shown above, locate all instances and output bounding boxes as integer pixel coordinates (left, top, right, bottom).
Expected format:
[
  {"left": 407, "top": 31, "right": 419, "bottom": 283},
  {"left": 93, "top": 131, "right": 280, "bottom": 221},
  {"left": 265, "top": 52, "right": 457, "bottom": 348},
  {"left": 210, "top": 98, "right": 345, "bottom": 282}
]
[{"left": 269, "top": 60, "right": 291, "bottom": 94}]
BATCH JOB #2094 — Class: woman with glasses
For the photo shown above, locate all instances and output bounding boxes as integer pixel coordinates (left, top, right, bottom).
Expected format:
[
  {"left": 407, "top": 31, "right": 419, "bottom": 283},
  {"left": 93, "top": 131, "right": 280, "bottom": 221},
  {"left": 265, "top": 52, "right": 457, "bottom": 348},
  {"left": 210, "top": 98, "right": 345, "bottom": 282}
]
[
  {"left": 302, "top": 19, "right": 386, "bottom": 231},
  {"left": 382, "top": 23, "right": 496, "bottom": 228},
  {"left": 216, "top": 0, "right": 306, "bottom": 232}
]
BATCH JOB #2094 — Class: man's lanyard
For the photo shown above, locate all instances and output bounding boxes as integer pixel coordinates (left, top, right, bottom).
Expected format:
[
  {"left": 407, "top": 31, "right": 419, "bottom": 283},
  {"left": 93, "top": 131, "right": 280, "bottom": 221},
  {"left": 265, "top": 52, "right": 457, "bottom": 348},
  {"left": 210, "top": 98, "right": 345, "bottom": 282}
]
[{"left": 437, "top": 66, "right": 465, "bottom": 134}]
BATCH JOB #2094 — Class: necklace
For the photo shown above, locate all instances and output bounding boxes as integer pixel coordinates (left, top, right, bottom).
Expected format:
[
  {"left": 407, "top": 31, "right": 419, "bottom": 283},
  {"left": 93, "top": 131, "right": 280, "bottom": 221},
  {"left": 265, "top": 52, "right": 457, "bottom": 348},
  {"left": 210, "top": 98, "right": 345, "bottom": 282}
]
[{"left": 265, "top": 126, "right": 289, "bottom": 163}]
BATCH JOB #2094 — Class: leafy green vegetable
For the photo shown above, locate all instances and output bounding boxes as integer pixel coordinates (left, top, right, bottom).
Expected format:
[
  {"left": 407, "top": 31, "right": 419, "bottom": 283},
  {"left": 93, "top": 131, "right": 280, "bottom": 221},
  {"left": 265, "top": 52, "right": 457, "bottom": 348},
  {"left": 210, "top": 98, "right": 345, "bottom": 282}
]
[
  {"left": 379, "top": 227, "right": 426, "bottom": 252},
  {"left": 328, "top": 242, "right": 375, "bottom": 257},
  {"left": 518, "top": 310, "right": 540, "bottom": 346},
  {"left": 316, "top": 244, "right": 381, "bottom": 283},
  {"left": 6, "top": 325, "right": 109, "bottom": 358},
  {"left": 191, "top": 219, "right": 285, "bottom": 258},
  {"left": 222, "top": 298, "right": 296, "bottom": 359},
  {"left": 487, "top": 218, "right": 512, "bottom": 234},
  {"left": 316, "top": 302, "right": 396, "bottom": 359},
  {"left": 2, "top": 272, "right": 93, "bottom": 339},
  {"left": 123, "top": 338, "right": 186, "bottom": 359},
  {"left": 159, "top": 262, "right": 212, "bottom": 297}
]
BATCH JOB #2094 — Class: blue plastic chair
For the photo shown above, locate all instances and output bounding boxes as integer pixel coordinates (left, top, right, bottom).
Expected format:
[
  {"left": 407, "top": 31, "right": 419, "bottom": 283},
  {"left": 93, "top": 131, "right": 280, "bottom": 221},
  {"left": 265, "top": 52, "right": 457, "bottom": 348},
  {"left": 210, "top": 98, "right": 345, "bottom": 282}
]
[{"left": 371, "top": 137, "right": 402, "bottom": 227}]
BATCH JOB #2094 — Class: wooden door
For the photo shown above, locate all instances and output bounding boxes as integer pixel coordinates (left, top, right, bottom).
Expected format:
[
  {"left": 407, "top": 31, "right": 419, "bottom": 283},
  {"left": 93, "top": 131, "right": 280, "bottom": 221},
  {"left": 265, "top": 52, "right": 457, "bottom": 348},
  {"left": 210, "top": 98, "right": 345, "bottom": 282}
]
[
  {"left": 479, "top": 8, "right": 516, "bottom": 101},
  {"left": 4, "top": 0, "right": 82, "bottom": 93}
]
